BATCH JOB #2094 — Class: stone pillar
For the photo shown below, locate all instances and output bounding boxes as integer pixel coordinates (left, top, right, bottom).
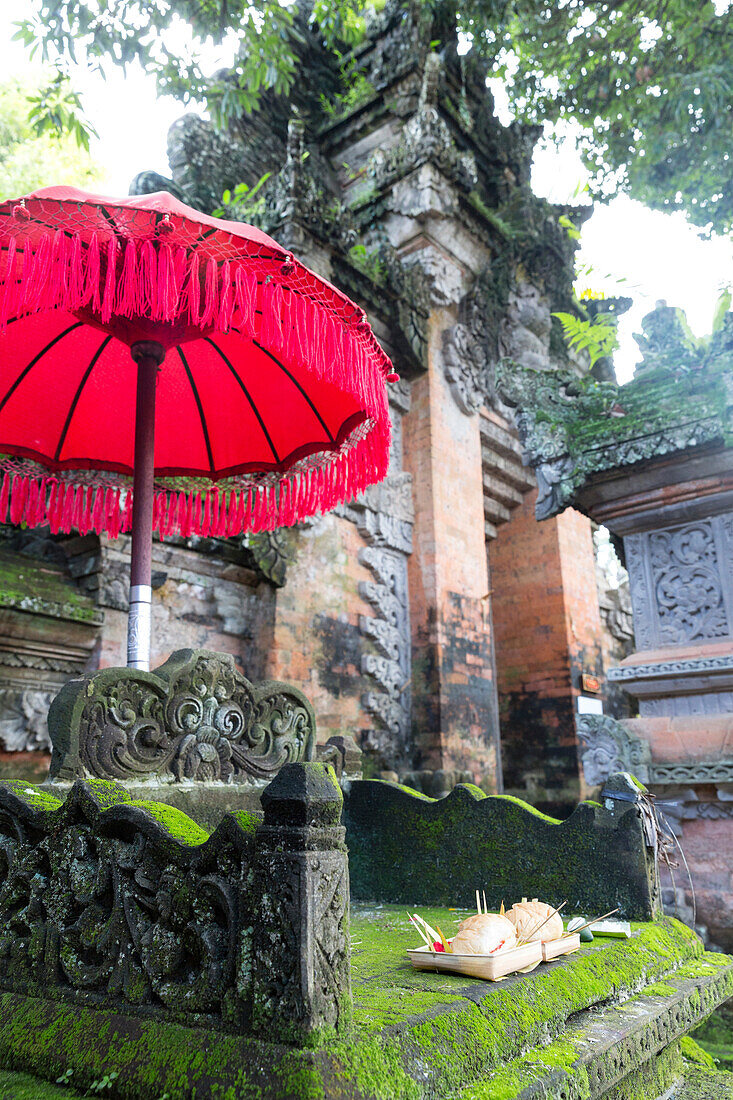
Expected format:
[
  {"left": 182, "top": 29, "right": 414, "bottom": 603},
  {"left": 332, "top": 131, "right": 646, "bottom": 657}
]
[
  {"left": 253, "top": 762, "right": 351, "bottom": 1045},
  {"left": 490, "top": 489, "right": 605, "bottom": 811},
  {"left": 402, "top": 318, "right": 500, "bottom": 789}
]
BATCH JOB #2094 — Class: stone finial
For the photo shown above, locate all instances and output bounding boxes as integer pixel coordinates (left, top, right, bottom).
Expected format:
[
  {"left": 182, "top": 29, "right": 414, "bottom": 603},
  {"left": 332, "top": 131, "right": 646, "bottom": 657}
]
[
  {"left": 254, "top": 762, "right": 351, "bottom": 1044},
  {"left": 260, "top": 760, "right": 343, "bottom": 828}
]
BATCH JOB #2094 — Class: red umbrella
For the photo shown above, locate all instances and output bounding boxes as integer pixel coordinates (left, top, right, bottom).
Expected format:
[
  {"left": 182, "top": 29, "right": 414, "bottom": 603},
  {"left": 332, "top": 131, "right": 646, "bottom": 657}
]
[{"left": 0, "top": 186, "right": 396, "bottom": 669}]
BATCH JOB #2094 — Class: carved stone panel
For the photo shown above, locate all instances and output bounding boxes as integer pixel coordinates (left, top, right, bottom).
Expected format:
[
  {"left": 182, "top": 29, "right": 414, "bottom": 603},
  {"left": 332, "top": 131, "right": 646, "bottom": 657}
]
[
  {"left": 623, "top": 514, "right": 733, "bottom": 651},
  {"left": 48, "top": 649, "right": 316, "bottom": 784}
]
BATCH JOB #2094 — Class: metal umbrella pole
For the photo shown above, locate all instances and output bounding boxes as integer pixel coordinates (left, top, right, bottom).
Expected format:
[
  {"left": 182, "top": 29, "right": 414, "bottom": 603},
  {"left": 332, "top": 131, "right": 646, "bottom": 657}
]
[{"left": 127, "top": 340, "right": 164, "bottom": 670}]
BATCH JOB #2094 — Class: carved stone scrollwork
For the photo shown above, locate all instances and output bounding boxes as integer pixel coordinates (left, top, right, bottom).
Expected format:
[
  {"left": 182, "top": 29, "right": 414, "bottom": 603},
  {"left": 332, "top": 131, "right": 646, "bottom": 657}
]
[
  {"left": 0, "top": 779, "right": 248, "bottom": 1027},
  {"left": 624, "top": 514, "right": 733, "bottom": 653},
  {"left": 48, "top": 649, "right": 316, "bottom": 784},
  {"left": 442, "top": 269, "right": 500, "bottom": 416},
  {"left": 0, "top": 762, "right": 352, "bottom": 1043},
  {"left": 0, "top": 690, "right": 54, "bottom": 752},
  {"left": 577, "top": 715, "right": 652, "bottom": 788}
]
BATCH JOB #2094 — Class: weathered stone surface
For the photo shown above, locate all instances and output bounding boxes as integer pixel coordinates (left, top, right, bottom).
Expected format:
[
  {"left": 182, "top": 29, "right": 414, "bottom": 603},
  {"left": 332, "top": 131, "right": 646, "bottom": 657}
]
[
  {"left": 345, "top": 772, "right": 660, "bottom": 917},
  {"left": 0, "top": 906, "right": 729, "bottom": 1099},
  {"left": 48, "top": 648, "right": 316, "bottom": 784},
  {"left": 0, "top": 761, "right": 350, "bottom": 1048},
  {"left": 253, "top": 762, "right": 351, "bottom": 1043}
]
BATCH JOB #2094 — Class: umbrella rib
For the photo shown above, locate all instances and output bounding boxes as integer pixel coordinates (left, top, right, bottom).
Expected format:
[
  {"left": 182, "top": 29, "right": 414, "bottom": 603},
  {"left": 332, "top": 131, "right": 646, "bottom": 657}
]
[
  {"left": 176, "top": 347, "right": 216, "bottom": 476},
  {"left": 251, "top": 340, "right": 335, "bottom": 444},
  {"left": 203, "top": 339, "right": 281, "bottom": 465},
  {"left": 0, "top": 321, "right": 85, "bottom": 417},
  {"left": 54, "top": 336, "right": 113, "bottom": 462}
]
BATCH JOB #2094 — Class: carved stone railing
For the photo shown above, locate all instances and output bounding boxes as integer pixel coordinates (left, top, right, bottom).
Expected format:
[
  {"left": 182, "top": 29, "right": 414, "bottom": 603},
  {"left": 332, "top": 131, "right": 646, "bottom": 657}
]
[
  {"left": 0, "top": 762, "right": 350, "bottom": 1046},
  {"left": 48, "top": 649, "right": 316, "bottom": 784}
]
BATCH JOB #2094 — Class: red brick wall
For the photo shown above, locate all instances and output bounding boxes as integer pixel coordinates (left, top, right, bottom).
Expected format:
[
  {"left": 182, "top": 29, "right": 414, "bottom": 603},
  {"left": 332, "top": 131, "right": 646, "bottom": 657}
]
[
  {"left": 266, "top": 513, "right": 376, "bottom": 746},
  {"left": 403, "top": 325, "right": 500, "bottom": 789},
  {"left": 490, "top": 489, "right": 604, "bottom": 811}
]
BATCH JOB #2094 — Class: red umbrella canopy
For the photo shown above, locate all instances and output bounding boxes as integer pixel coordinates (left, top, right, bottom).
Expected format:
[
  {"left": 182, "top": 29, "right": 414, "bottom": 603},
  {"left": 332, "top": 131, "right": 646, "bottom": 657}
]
[{"left": 0, "top": 186, "right": 396, "bottom": 538}]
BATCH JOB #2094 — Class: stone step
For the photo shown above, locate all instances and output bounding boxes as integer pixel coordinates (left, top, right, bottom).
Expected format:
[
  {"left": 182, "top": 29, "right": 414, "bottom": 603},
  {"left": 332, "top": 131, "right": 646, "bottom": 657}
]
[{"left": 456, "top": 958, "right": 733, "bottom": 1099}]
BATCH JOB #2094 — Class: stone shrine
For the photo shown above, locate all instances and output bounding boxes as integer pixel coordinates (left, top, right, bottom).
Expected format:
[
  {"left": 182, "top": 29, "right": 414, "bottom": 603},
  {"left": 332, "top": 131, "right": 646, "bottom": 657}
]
[
  {"left": 503, "top": 302, "right": 733, "bottom": 949},
  {"left": 0, "top": 0, "right": 628, "bottom": 820}
]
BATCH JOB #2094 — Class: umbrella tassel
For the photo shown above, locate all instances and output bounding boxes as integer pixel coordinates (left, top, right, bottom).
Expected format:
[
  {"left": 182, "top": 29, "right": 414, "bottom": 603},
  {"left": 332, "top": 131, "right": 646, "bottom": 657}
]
[
  {"left": 200, "top": 259, "right": 219, "bottom": 328},
  {"left": 91, "top": 486, "right": 105, "bottom": 533},
  {"left": 172, "top": 246, "right": 188, "bottom": 318},
  {"left": 101, "top": 236, "right": 119, "bottom": 323},
  {"left": 177, "top": 492, "right": 190, "bottom": 538},
  {"left": 191, "top": 492, "right": 202, "bottom": 536},
  {"left": 68, "top": 234, "right": 85, "bottom": 309},
  {"left": 0, "top": 238, "right": 17, "bottom": 328},
  {"left": 0, "top": 472, "right": 10, "bottom": 522},
  {"left": 234, "top": 267, "right": 254, "bottom": 337},
  {"left": 216, "top": 491, "right": 229, "bottom": 537},
  {"left": 46, "top": 480, "right": 61, "bottom": 533},
  {"left": 86, "top": 233, "right": 102, "bottom": 313},
  {"left": 157, "top": 244, "right": 176, "bottom": 322},
  {"left": 26, "top": 234, "right": 53, "bottom": 313},
  {"left": 140, "top": 240, "right": 158, "bottom": 319},
  {"left": 185, "top": 252, "right": 201, "bottom": 325},
  {"left": 218, "top": 261, "right": 234, "bottom": 333},
  {"left": 117, "top": 239, "right": 139, "bottom": 316},
  {"left": 9, "top": 475, "right": 28, "bottom": 526}
]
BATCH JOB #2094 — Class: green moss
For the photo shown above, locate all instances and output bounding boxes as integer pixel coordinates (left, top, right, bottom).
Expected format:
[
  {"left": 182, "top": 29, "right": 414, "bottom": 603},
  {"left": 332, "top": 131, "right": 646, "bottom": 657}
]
[
  {"left": 0, "top": 553, "right": 103, "bottom": 624},
  {"left": 79, "top": 777, "right": 133, "bottom": 810},
  {"left": 0, "top": 1067, "right": 85, "bottom": 1098},
  {"left": 0, "top": 781, "right": 62, "bottom": 812},
  {"left": 644, "top": 980, "right": 679, "bottom": 996},
  {"left": 681, "top": 1036, "right": 716, "bottom": 1068},
  {"left": 128, "top": 800, "right": 211, "bottom": 845}
]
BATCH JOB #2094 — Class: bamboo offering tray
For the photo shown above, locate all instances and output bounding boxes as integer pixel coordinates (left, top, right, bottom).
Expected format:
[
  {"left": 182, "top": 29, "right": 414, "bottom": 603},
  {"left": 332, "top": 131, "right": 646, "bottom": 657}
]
[
  {"left": 541, "top": 933, "right": 580, "bottom": 962},
  {"left": 407, "top": 941, "right": 542, "bottom": 982}
]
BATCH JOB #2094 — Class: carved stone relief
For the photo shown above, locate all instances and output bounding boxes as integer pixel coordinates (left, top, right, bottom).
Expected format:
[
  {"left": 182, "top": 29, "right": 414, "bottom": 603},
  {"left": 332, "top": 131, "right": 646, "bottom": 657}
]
[
  {"left": 0, "top": 690, "right": 54, "bottom": 752},
  {"left": 624, "top": 514, "right": 733, "bottom": 652},
  {"left": 48, "top": 649, "right": 316, "bottom": 784},
  {"left": 576, "top": 715, "right": 652, "bottom": 788},
  {"left": 342, "top": 392, "right": 414, "bottom": 771}
]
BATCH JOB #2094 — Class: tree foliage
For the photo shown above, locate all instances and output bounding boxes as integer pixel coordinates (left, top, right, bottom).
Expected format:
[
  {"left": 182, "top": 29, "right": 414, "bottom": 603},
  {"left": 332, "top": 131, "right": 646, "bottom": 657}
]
[
  {"left": 0, "top": 77, "right": 101, "bottom": 201},
  {"left": 15, "top": 0, "right": 733, "bottom": 234}
]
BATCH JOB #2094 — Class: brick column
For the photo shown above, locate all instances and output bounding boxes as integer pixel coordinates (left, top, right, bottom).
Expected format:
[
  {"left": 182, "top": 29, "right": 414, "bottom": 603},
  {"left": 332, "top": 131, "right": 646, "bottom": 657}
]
[
  {"left": 402, "top": 320, "right": 501, "bottom": 790},
  {"left": 490, "top": 489, "right": 604, "bottom": 812}
]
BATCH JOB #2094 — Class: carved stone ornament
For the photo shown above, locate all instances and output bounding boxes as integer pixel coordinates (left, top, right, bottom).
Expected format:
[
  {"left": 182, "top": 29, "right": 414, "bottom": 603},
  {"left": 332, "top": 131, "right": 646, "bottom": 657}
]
[
  {"left": 48, "top": 649, "right": 316, "bottom": 785},
  {"left": 0, "top": 762, "right": 351, "bottom": 1044},
  {"left": 624, "top": 514, "right": 733, "bottom": 653},
  {"left": 576, "top": 714, "right": 652, "bottom": 788}
]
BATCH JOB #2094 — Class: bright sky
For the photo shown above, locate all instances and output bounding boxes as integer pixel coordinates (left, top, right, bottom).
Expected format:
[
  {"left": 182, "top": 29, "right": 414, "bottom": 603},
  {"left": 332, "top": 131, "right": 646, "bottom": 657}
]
[{"left": 1, "top": 4, "right": 731, "bottom": 383}]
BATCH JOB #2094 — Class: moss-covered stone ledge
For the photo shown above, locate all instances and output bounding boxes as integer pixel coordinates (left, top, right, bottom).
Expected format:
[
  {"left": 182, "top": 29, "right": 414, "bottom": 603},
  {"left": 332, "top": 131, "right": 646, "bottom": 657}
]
[
  {"left": 0, "top": 763, "right": 351, "bottom": 1048},
  {"left": 1, "top": 907, "right": 730, "bottom": 1099},
  {"left": 345, "top": 772, "right": 659, "bottom": 917}
]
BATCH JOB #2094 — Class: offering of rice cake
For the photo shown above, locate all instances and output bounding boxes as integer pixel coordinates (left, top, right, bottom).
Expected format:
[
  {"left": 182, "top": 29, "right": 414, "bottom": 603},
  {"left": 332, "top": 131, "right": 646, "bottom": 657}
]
[
  {"left": 506, "top": 898, "right": 564, "bottom": 943},
  {"left": 450, "top": 913, "right": 517, "bottom": 956}
]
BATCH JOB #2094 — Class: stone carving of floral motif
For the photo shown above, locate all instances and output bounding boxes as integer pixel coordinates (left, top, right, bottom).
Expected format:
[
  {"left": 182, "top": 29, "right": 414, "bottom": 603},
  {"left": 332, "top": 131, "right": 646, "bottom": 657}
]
[
  {"left": 345, "top": 459, "right": 413, "bottom": 770},
  {"left": 0, "top": 762, "right": 351, "bottom": 1044},
  {"left": 624, "top": 515, "right": 733, "bottom": 652},
  {"left": 0, "top": 690, "right": 54, "bottom": 752},
  {"left": 649, "top": 522, "right": 728, "bottom": 644},
  {"left": 576, "top": 715, "right": 651, "bottom": 788},
  {"left": 0, "top": 779, "right": 246, "bottom": 1025},
  {"left": 48, "top": 649, "right": 316, "bottom": 784},
  {"left": 649, "top": 760, "right": 733, "bottom": 786}
]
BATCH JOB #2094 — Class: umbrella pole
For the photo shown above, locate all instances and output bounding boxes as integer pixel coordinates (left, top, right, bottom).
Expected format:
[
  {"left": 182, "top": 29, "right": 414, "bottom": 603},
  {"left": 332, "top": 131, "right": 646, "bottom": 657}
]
[{"left": 127, "top": 341, "right": 165, "bottom": 670}]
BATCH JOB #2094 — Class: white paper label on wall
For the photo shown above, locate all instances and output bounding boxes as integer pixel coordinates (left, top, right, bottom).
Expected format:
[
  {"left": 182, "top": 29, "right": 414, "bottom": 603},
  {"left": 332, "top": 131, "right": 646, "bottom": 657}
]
[{"left": 577, "top": 695, "right": 603, "bottom": 715}]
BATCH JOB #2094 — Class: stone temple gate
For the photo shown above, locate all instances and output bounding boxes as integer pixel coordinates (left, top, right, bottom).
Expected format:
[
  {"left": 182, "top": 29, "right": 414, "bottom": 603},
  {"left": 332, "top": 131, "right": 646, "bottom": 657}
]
[{"left": 1, "top": 0, "right": 630, "bottom": 815}]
